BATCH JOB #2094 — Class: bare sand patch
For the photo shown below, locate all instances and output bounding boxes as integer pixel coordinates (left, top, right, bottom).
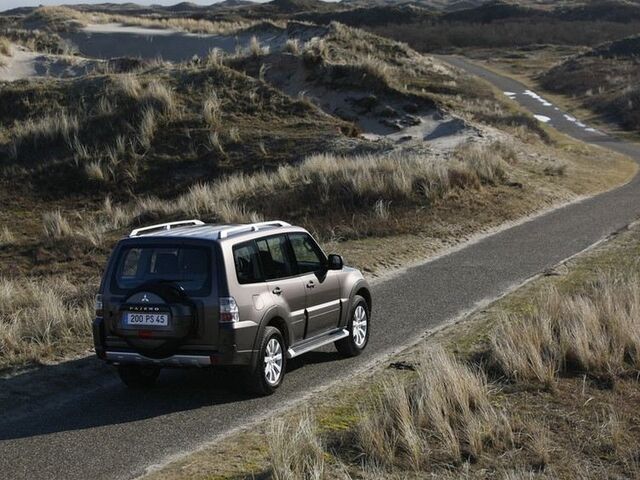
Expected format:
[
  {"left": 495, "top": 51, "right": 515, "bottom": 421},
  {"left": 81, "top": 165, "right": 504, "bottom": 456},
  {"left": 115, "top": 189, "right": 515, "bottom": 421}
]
[{"left": 0, "top": 44, "right": 102, "bottom": 81}]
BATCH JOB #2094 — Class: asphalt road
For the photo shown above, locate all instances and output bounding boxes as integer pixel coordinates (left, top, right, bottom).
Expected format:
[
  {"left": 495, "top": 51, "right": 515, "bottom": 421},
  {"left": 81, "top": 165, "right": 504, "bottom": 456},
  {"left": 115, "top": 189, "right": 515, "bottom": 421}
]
[{"left": 2, "top": 58, "right": 640, "bottom": 480}]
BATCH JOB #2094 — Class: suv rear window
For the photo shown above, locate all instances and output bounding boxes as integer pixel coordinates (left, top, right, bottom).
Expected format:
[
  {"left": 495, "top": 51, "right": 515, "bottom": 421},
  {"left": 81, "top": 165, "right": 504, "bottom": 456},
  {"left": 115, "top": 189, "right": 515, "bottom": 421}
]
[{"left": 112, "top": 245, "right": 211, "bottom": 295}]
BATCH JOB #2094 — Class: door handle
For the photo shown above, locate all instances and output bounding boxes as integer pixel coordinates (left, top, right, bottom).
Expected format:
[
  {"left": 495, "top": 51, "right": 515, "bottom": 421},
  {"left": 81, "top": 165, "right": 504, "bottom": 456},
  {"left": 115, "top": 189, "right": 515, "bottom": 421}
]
[
  {"left": 306, "top": 281, "right": 315, "bottom": 289},
  {"left": 272, "top": 287, "right": 282, "bottom": 295}
]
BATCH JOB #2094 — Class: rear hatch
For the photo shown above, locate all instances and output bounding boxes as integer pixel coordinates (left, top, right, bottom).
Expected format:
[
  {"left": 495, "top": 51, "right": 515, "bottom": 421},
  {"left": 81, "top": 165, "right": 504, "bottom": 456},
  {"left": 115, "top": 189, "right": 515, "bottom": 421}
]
[{"left": 102, "top": 239, "right": 221, "bottom": 356}]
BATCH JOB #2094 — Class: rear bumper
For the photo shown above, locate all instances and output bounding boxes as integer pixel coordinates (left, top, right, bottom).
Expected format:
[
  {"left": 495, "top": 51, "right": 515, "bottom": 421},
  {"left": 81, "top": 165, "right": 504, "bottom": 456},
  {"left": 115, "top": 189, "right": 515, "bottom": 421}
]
[
  {"left": 106, "top": 351, "right": 212, "bottom": 367},
  {"left": 96, "top": 316, "right": 259, "bottom": 367},
  {"left": 103, "top": 349, "right": 254, "bottom": 367}
]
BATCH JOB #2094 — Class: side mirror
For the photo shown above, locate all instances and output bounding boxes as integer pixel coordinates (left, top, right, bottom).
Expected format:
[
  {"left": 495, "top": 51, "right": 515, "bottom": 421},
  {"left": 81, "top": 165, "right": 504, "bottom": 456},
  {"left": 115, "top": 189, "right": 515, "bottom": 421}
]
[{"left": 327, "top": 254, "right": 344, "bottom": 270}]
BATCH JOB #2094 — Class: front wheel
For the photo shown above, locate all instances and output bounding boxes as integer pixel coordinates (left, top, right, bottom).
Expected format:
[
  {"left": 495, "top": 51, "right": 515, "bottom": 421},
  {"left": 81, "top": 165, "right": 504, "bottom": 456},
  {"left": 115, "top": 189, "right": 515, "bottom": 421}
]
[
  {"left": 117, "top": 365, "right": 161, "bottom": 389},
  {"left": 244, "top": 326, "right": 286, "bottom": 396},
  {"left": 335, "top": 295, "right": 370, "bottom": 357}
]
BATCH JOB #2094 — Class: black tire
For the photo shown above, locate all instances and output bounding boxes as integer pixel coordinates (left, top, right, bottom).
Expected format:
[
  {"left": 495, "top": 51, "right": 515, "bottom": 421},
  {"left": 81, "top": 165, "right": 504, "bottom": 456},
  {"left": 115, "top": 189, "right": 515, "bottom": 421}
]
[
  {"left": 117, "top": 365, "right": 161, "bottom": 389},
  {"left": 244, "top": 326, "right": 286, "bottom": 396},
  {"left": 335, "top": 295, "right": 370, "bottom": 357}
]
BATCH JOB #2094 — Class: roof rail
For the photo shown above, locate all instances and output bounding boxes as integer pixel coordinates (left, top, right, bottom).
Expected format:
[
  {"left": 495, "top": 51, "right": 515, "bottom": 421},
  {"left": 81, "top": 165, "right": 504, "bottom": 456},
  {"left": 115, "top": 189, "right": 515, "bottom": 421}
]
[
  {"left": 218, "top": 221, "right": 291, "bottom": 239},
  {"left": 129, "top": 220, "right": 205, "bottom": 237}
]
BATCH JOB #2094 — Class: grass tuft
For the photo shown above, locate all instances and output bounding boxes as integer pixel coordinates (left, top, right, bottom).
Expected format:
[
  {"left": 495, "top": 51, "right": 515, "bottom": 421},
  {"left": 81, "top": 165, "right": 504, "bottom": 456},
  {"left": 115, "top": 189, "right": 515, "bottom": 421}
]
[
  {"left": 269, "top": 411, "right": 325, "bottom": 480},
  {"left": 0, "top": 276, "right": 94, "bottom": 368},
  {"left": 42, "top": 210, "right": 73, "bottom": 240},
  {"left": 490, "top": 268, "right": 640, "bottom": 386}
]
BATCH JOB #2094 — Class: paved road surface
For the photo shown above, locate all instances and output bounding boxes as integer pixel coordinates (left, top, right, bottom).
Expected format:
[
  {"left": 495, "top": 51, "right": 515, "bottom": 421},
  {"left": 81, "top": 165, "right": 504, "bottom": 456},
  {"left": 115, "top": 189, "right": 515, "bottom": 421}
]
[{"left": 1, "top": 57, "right": 640, "bottom": 480}]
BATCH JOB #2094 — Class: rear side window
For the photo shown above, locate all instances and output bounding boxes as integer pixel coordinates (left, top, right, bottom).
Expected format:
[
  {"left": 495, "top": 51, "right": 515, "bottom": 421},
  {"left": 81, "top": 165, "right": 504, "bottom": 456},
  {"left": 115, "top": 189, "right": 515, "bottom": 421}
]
[
  {"left": 112, "top": 245, "right": 211, "bottom": 295},
  {"left": 289, "top": 233, "right": 325, "bottom": 274},
  {"left": 256, "top": 235, "right": 294, "bottom": 280},
  {"left": 233, "top": 242, "right": 263, "bottom": 284}
]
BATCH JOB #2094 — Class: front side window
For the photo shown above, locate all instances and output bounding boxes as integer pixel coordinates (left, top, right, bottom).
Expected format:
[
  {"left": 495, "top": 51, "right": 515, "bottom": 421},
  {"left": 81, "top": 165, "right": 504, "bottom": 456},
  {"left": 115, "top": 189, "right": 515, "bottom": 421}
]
[
  {"left": 256, "top": 235, "right": 294, "bottom": 280},
  {"left": 112, "top": 245, "right": 211, "bottom": 295},
  {"left": 289, "top": 233, "right": 325, "bottom": 274},
  {"left": 233, "top": 241, "right": 263, "bottom": 284}
]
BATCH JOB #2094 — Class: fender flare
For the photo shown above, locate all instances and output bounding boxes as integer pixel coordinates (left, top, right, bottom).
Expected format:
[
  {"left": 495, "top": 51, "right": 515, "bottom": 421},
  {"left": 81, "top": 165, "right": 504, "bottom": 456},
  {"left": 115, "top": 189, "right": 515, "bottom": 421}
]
[
  {"left": 249, "top": 305, "right": 295, "bottom": 369},
  {"left": 341, "top": 279, "right": 372, "bottom": 327}
]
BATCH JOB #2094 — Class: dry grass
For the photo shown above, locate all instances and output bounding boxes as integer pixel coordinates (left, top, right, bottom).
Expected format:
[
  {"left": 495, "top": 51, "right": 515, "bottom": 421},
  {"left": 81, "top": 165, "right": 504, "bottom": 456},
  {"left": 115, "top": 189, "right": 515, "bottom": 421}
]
[
  {"left": 283, "top": 38, "right": 301, "bottom": 55},
  {"left": 98, "top": 14, "right": 257, "bottom": 36},
  {"left": 117, "top": 141, "right": 512, "bottom": 234},
  {"left": 203, "top": 90, "right": 222, "bottom": 127},
  {"left": 26, "top": 6, "right": 257, "bottom": 35},
  {"left": 138, "top": 107, "right": 158, "bottom": 150},
  {"left": 42, "top": 210, "right": 74, "bottom": 240},
  {"left": 268, "top": 411, "right": 325, "bottom": 480},
  {"left": 249, "top": 36, "right": 268, "bottom": 58},
  {"left": 0, "top": 276, "right": 94, "bottom": 368},
  {"left": 0, "top": 226, "right": 15, "bottom": 247},
  {"left": 356, "top": 347, "right": 512, "bottom": 469},
  {"left": 9, "top": 111, "right": 79, "bottom": 160},
  {"left": 0, "top": 36, "right": 12, "bottom": 57},
  {"left": 490, "top": 268, "right": 640, "bottom": 386}
]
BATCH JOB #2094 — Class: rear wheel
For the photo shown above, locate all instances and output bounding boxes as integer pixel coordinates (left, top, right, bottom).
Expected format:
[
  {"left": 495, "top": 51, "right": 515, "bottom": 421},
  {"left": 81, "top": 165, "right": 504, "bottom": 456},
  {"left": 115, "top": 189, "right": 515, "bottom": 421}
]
[
  {"left": 335, "top": 295, "right": 369, "bottom": 357},
  {"left": 244, "top": 326, "right": 286, "bottom": 396},
  {"left": 117, "top": 365, "right": 161, "bottom": 389}
]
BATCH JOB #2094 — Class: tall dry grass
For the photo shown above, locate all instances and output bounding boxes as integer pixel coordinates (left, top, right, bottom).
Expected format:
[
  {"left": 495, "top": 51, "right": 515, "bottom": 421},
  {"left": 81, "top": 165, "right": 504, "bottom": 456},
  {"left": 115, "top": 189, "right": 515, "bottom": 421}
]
[
  {"left": 0, "top": 276, "right": 94, "bottom": 367},
  {"left": 96, "top": 14, "right": 257, "bottom": 36},
  {"left": 356, "top": 347, "right": 512, "bottom": 468},
  {"left": 0, "top": 36, "right": 12, "bottom": 57},
  {"left": 203, "top": 90, "right": 222, "bottom": 127},
  {"left": 42, "top": 210, "right": 74, "bottom": 239},
  {"left": 0, "top": 226, "right": 15, "bottom": 247},
  {"left": 27, "top": 6, "right": 256, "bottom": 35},
  {"left": 117, "top": 141, "right": 510, "bottom": 228},
  {"left": 9, "top": 111, "right": 79, "bottom": 160},
  {"left": 269, "top": 411, "right": 325, "bottom": 480},
  {"left": 491, "top": 268, "right": 640, "bottom": 385}
]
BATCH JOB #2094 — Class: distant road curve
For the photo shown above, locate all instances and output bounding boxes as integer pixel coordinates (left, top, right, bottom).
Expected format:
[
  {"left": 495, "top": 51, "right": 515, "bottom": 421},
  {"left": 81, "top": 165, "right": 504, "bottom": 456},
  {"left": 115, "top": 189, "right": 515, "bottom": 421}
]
[{"left": 1, "top": 57, "right": 639, "bottom": 480}]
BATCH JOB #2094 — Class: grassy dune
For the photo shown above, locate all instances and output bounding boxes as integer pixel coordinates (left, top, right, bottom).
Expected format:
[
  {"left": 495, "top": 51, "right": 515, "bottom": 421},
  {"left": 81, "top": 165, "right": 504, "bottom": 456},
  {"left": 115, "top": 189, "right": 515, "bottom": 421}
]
[
  {"left": 0, "top": 20, "right": 636, "bottom": 371},
  {"left": 539, "top": 35, "right": 640, "bottom": 133}
]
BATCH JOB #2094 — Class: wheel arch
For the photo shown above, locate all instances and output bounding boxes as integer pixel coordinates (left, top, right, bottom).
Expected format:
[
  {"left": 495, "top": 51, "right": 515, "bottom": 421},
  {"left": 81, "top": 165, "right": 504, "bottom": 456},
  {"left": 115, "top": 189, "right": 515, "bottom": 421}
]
[
  {"left": 250, "top": 306, "right": 293, "bottom": 369},
  {"left": 341, "top": 280, "right": 372, "bottom": 326}
]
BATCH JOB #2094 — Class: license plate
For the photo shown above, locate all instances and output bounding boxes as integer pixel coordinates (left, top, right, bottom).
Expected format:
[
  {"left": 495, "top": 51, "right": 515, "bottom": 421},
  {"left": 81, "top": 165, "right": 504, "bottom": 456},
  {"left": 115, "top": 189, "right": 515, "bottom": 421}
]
[{"left": 124, "top": 312, "right": 169, "bottom": 327}]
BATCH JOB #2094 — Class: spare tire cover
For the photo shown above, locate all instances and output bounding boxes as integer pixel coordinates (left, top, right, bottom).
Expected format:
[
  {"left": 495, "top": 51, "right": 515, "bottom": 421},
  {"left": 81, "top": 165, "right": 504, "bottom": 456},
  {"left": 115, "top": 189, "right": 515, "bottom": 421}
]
[{"left": 115, "top": 283, "right": 197, "bottom": 358}]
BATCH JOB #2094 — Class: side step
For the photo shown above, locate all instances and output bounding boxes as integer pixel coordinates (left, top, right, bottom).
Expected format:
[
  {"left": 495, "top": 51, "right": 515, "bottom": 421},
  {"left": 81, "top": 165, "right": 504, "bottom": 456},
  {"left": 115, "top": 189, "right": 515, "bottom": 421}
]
[{"left": 287, "top": 328, "right": 349, "bottom": 359}]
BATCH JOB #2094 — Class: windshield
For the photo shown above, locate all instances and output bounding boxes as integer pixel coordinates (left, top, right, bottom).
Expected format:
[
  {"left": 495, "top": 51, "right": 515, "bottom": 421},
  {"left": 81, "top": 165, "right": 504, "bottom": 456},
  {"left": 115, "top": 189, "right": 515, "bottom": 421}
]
[{"left": 112, "top": 245, "right": 212, "bottom": 295}]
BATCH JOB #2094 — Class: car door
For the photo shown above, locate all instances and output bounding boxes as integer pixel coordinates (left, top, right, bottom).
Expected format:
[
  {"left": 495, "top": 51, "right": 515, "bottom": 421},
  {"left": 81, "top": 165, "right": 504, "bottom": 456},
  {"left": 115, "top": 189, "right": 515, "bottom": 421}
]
[
  {"left": 288, "top": 232, "right": 341, "bottom": 338},
  {"left": 255, "top": 235, "right": 307, "bottom": 343}
]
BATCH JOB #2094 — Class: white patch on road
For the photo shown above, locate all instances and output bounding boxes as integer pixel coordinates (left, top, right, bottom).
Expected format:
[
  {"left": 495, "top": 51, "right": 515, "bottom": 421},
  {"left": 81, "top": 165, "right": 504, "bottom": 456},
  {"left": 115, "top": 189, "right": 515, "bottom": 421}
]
[
  {"left": 534, "top": 114, "right": 551, "bottom": 123},
  {"left": 503, "top": 91, "right": 517, "bottom": 97},
  {"left": 523, "top": 89, "right": 553, "bottom": 107},
  {"left": 564, "top": 114, "right": 577, "bottom": 122}
]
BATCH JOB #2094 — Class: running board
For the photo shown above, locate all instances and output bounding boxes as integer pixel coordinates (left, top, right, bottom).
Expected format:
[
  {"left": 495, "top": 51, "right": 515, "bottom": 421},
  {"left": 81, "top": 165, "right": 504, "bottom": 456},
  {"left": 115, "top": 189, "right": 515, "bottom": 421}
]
[{"left": 287, "top": 329, "right": 349, "bottom": 359}]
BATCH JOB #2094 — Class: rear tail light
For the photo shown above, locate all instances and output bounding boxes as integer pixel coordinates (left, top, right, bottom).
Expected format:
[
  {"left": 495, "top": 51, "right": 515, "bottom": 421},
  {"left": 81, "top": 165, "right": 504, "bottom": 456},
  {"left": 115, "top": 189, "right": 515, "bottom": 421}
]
[
  {"left": 95, "top": 293, "right": 103, "bottom": 318},
  {"left": 219, "top": 297, "right": 239, "bottom": 323}
]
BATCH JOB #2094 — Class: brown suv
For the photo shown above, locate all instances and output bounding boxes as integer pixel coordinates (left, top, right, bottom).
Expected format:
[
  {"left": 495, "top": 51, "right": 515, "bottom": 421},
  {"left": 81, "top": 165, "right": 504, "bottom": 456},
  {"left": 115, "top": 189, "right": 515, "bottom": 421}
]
[{"left": 93, "top": 220, "right": 372, "bottom": 395}]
